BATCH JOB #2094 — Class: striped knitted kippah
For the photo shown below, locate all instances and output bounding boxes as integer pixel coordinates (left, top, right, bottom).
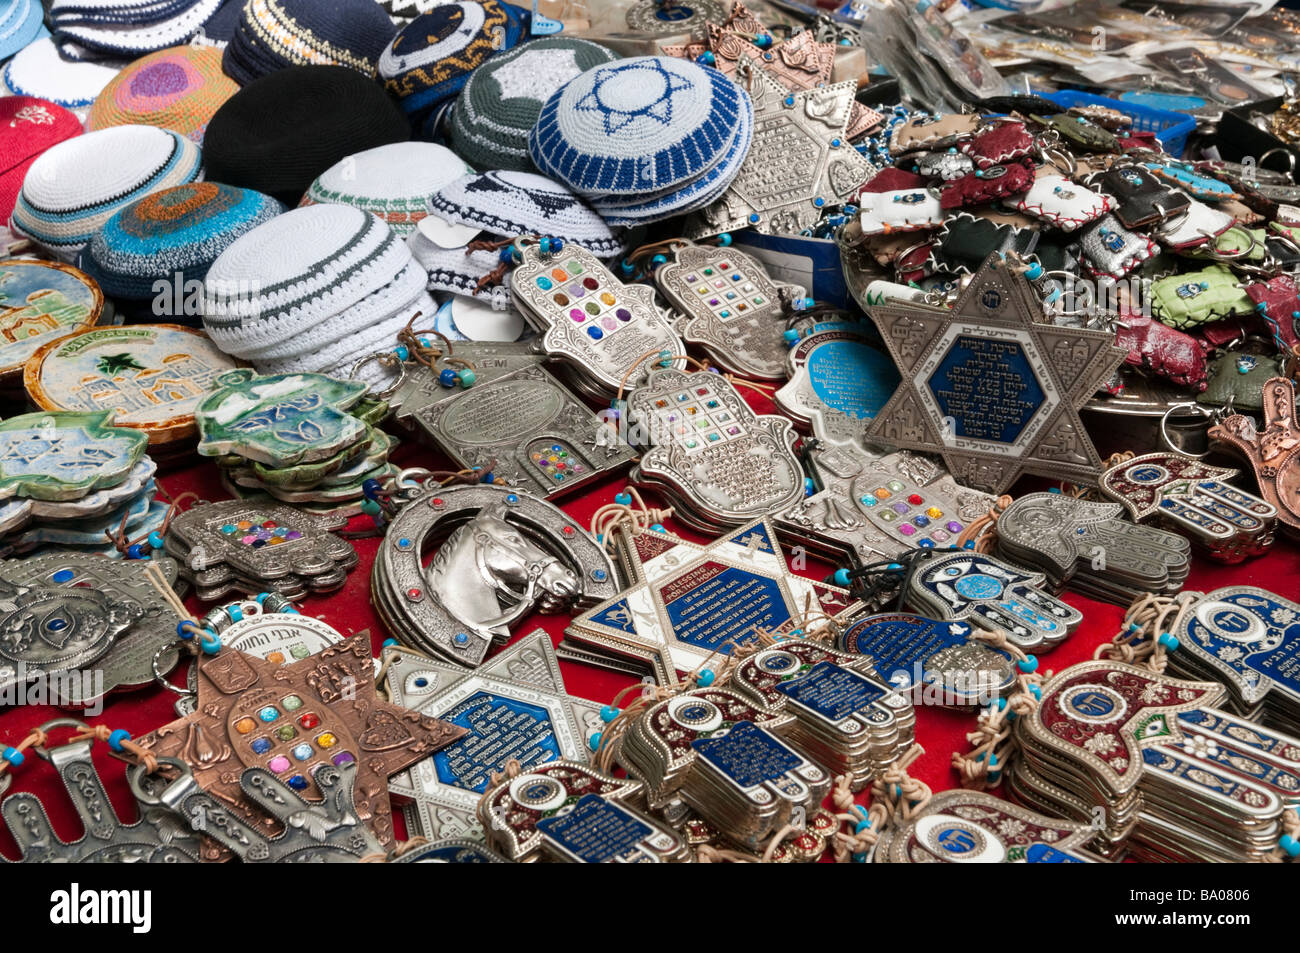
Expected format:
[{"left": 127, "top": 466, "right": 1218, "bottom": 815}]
[
  {"left": 51, "top": 0, "right": 224, "bottom": 56},
  {"left": 87, "top": 45, "right": 238, "bottom": 143},
  {"left": 202, "top": 203, "right": 414, "bottom": 358},
  {"left": 529, "top": 56, "right": 746, "bottom": 198},
  {"left": 3, "top": 37, "right": 121, "bottom": 111},
  {"left": 222, "top": 0, "right": 397, "bottom": 84},
  {"left": 448, "top": 36, "right": 618, "bottom": 173},
  {"left": 12, "top": 124, "right": 203, "bottom": 261},
  {"left": 301, "top": 141, "right": 472, "bottom": 236},
  {"left": 407, "top": 231, "right": 508, "bottom": 305},
  {"left": 80, "top": 182, "right": 284, "bottom": 301},
  {"left": 0, "top": 97, "right": 83, "bottom": 224},
  {"left": 378, "top": 1, "right": 525, "bottom": 123},
  {"left": 0, "top": 0, "right": 46, "bottom": 60},
  {"left": 429, "top": 170, "right": 624, "bottom": 256}
]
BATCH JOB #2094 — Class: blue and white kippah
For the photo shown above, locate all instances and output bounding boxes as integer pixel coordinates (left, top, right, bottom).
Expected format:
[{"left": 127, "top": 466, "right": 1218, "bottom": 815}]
[
  {"left": 0, "top": 0, "right": 47, "bottom": 60},
  {"left": 3, "top": 36, "right": 120, "bottom": 111},
  {"left": 429, "top": 170, "right": 625, "bottom": 257},
  {"left": 12, "top": 124, "right": 202, "bottom": 262},
  {"left": 529, "top": 56, "right": 747, "bottom": 198}
]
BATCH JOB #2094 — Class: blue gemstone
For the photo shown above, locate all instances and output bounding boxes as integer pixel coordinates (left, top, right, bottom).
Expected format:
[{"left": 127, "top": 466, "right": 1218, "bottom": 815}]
[
  {"left": 51, "top": 569, "right": 74, "bottom": 583},
  {"left": 250, "top": 738, "right": 272, "bottom": 754},
  {"left": 287, "top": 775, "right": 309, "bottom": 791},
  {"left": 454, "top": 633, "right": 469, "bottom": 646}
]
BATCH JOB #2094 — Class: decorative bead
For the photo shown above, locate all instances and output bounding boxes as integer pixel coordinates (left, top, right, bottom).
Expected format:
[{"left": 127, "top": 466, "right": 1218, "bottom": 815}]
[
  {"left": 717, "top": 232, "right": 732, "bottom": 246},
  {"left": 587, "top": 731, "right": 601, "bottom": 752},
  {"left": 382, "top": 638, "right": 397, "bottom": 647},
  {"left": 360, "top": 498, "right": 382, "bottom": 516},
  {"left": 1017, "top": 656, "right": 1038, "bottom": 674},
  {"left": 1025, "top": 262, "right": 1043, "bottom": 280},
  {"left": 438, "top": 368, "right": 458, "bottom": 387},
  {"left": 539, "top": 236, "right": 551, "bottom": 255},
  {"left": 108, "top": 729, "right": 131, "bottom": 752},
  {"left": 458, "top": 369, "right": 476, "bottom": 387},
  {"left": 200, "top": 633, "right": 221, "bottom": 655},
  {"left": 696, "top": 51, "right": 716, "bottom": 66},
  {"left": 1029, "top": 684, "right": 1042, "bottom": 700},
  {"left": 696, "top": 668, "right": 715, "bottom": 687},
  {"left": 783, "top": 328, "right": 799, "bottom": 343},
  {"left": 552, "top": 238, "right": 564, "bottom": 252},
  {"left": 755, "top": 33, "right": 772, "bottom": 49},
  {"left": 804, "top": 477, "right": 815, "bottom": 497},
  {"left": 395, "top": 345, "right": 410, "bottom": 361},
  {"left": 126, "top": 543, "right": 145, "bottom": 559},
  {"left": 147, "top": 532, "right": 164, "bottom": 550},
  {"left": 833, "top": 568, "right": 851, "bottom": 586},
  {"left": 649, "top": 523, "right": 665, "bottom": 533},
  {"left": 615, "top": 491, "right": 632, "bottom": 506},
  {"left": 2, "top": 747, "right": 23, "bottom": 766},
  {"left": 1281, "top": 834, "right": 1300, "bottom": 857},
  {"left": 362, "top": 479, "right": 383, "bottom": 500},
  {"left": 600, "top": 705, "right": 620, "bottom": 723},
  {"left": 1158, "top": 633, "right": 1180, "bottom": 651}
]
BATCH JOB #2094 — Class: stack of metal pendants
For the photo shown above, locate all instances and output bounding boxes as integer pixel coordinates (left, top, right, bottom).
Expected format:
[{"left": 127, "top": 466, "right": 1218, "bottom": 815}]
[
  {"left": 1010, "top": 659, "right": 1300, "bottom": 862},
  {"left": 618, "top": 688, "right": 831, "bottom": 854},
  {"left": 728, "top": 641, "right": 916, "bottom": 790},
  {"left": 1166, "top": 587, "right": 1300, "bottom": 736},
  {"left": 992, "top": 492, "right": 1191, "bottom": 605},
  {"left": 165, "top": 499, "right": 358, "bottom": 601},
  {"left": 195, "top": 369, "right": 397, "bottom": 516},
  {"left": 0, "top": 411, "right": 161, "bottom": 558}
]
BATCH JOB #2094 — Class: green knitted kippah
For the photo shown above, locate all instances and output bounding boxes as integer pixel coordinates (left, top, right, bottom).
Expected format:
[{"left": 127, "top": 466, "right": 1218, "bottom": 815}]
[{"left": 448, "top": 36, "right": 619, "bottom": 173}]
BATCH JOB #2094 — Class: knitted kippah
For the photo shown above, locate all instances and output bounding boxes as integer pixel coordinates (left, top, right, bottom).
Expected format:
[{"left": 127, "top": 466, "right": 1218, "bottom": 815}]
[
  {"left": 87, "top": 45, "right": 238, "bottom": 143},
  {"left": 429, "top": 170, "right": 624, "bottom": 256},
  {"left": 0, "top": 0, "right": 46, "bottom": 60},
  {"left": 0, "top": 97, "right": 83, "bottom": 225},
  {"left": 202, "top": 66, "right": 409, "bottom": 205},
  {"left": 407, "top": 231, "right": 510, "bottom": 306},
  {"left": 529, "top": 56, "right": 747, "bottom": 197},
  {"left": 448, "top": 36, "right": 618, "bottom": 173},
  {"left": 80, "top": 182, "right": 284, "bottom": 301},
  {"left": 301, "top": 141, "right": 472, "bottom": 236},
  {"left": 375, "top": 0, "right": 451, "bottom": 23},
  {"left": 222, "top": 0, "right": 397, "bottom": 85},
  {"left": 378, "top": 1, "right": 525, "bottom": 123},
  {"left": 3, "top": 37, "right": 121, "bottom": 111},
  {"left": 202, "top": 203, "right": 413, "bottom": 357},
  {"left": 51, "top": 0, "right": 224, "bottom": 57},
  {"left": 12, "top": 125, "right": 203, "bottom": 261}
]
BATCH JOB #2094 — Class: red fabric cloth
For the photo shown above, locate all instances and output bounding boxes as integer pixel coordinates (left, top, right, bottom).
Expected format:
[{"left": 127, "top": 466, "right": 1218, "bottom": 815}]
[{"left": 2, "top": 387, "right": 1297, "bottom": 859}]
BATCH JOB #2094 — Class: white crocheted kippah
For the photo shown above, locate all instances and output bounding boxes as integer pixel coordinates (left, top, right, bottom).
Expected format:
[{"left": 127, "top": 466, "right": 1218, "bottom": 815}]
[
  {"left": 429, "top": 170, "right": 625, "bottom": 256},
  {"left": 4, "top": 36, "right": 121, "bottom": 110},
  {"left": 12, "top": 124, "right": 202, "bottom": 261},
  {"left": 302, "top": 141, "right": 473, "bottom": 236}
]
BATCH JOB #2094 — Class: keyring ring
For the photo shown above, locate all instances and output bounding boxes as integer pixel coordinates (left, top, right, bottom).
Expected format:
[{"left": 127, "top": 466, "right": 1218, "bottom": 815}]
[
  {"left": 1159, "top": 401, "right": 1215, "bottom": 458},
  {"left": 153, "top": 639, "right": 196, "bottom": 697},
  {"left": 348, "top": 351, "right": 408, "bottom": 401},
  {"left": 31, "top": 718, "right": 92, "bottom": 761},
  {"left": 1258, "top": 147, "right": 1297, "bottom": 182},
  {"left": 126, "top": 756, "right": 189, "bottom": 807}
]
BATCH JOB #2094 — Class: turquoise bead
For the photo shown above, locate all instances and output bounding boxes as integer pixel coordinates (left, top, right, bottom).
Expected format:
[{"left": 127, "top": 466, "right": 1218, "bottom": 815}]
[
  {"left": 1281, "top": 834, "right": 1300, "bottom": 857},
  {"left": 615, "top": 492, "right": 632, "bottom": 506},
  {"left": 2, "top": 747, "right": 22, "bottom": 766},
  {"left": 587, "top": 732, "right": 601, "bottom": 752},
  {"left": 696, "top": 669, "right": 715, "bottom": 687},
  {"left": 108, "top": 729, "right": 131, "bottom": 752},
  {"left": 601, "top": 705, "right": 619, "bottom": 723},
  {"left": 833, "top": 568, "right": 851, "bottom": 586},
  {"left": 1017, "top": 656, "right": 1038, "bottom": 674}
]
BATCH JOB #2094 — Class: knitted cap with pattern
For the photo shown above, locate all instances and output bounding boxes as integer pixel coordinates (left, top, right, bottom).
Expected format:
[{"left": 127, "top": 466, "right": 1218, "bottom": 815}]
[
  {"left": 300, "top": 141, "right": 471, "bottom": 236},
  {"left": 80, "top": 182, "right": 284, "bottom": 302},
  {"left": 222, "top": 0, "right": 397, "bottom": 85},
  {"left": 0, "top": 97, "right": 83, "bottom": 225},
  {"left": 12, "top": 124, "right": 203, "bottom": 261},
  {"left": 448, "top": 36, "right": 618, "bottom": 173},
  {"left": 3, "top": 37, "right": 121, "bottom": 112},
  {"left": 0, "top": 0, "right": 46, "bottom": 60},
  {"left": 51, "top": 0, "right": 224, "bottom": 57},
  {"left": 378, "top": 1, "right": 525, "bottom": 124},
  {"left": 529, "top": 55, "right": 753, "bottom": 224},
  {"left": 87, "top": 45, "right": 238, "bottom": 143},
  {"left": 202, "top": 65, "right": 409, "bottom": 205},
  {"left": 202, "top": 203, "right": 416, "bottom": 359},
  {"left": 429, "top": 170, "right": 624, "bottom": 256}
]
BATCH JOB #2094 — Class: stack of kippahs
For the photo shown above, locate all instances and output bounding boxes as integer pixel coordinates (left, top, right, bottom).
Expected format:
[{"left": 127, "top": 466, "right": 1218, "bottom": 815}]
[
  {"left": 11, "top": 124, "right": 202, "bottom": 260},
  {"left": 222, "top": 0, "right": 397, "bottom": 84},
  {"left": 448, "top": 36, "right": 618, "bottom": 173},
  {"left": 79, "top": 182, "right": 284, "bottom": 306},
  {"left": 301, "top": 141, "right": 471, "bottom": 236},
  {"left": 0, "top": 0, "right": 48, "bottom": 61},
  {"left": 203, "top": 65, "right": 409, "bottom": 205},
  {"left": 3, "top": 36, "right": 121, "bottom": 113},
  {"left": 0, "top": 96, "right": 83, "bottom": 225},
  {"left": 408, "top": 169, "right": 626, "bottom": 302},
  {"left": 378, "top": 1, "right": 525, "bottom": 135},
  {"left": 529, "top": 56, "right": 753, "bottom": 226},
  {"left": 50, "top": 0, "right": 224, "bottom": 59},
  {"left": 202, "top": 203, "right": 433, "bottom": 384},
  {"left": 87, "top": 45, "right": 238, "bottom": 142}
]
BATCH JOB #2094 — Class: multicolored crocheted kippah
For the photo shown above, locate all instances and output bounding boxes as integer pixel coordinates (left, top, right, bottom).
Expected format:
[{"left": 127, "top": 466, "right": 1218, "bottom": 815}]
[
  {"left": 88, "top": 45, "right": 238, "bottom": 143},
  {"left": 222, "top": 0, "right": 398, "bottom": 84}
]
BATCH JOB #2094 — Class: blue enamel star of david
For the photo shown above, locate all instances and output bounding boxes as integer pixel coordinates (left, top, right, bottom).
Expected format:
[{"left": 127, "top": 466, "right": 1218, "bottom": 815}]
[
  {"left": 865, "top": 253, "right": 1126, "bottom": 495},
  {"left": 563, "top": 519, "right": 862, "bottom": 683}
]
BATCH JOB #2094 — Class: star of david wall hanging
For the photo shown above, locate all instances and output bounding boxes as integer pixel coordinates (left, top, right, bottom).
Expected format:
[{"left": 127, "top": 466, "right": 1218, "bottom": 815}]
[{"left": 866, "top": 254, "right": 1127, "bottom": 495}]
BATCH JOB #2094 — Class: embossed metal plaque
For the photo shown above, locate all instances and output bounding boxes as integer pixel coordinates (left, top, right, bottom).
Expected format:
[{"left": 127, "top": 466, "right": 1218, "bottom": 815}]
[
  {"left": 689, "top": 70, "right": 874, "bottom": 238},
  {"left": 866, "top": 254, "right": 1127, "bottom": 495},
  {"left": 509, "top": 244, "right": 685, "bottom": 401},
  {"left": 654, "top": 243, "right": 802, "bottom": 380},
  {"left": 389, "top": 341, "right": 634, "bottom": 499},
  {"left": 626, "top": 368, "right": 802, "bottom": 530}
]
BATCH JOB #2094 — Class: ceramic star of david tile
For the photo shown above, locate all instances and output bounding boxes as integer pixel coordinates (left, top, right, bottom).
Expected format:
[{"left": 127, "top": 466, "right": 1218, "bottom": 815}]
[
  {"left": 865, "top": 253, "right": 1127, "bottom": 495},
  {"left": 0, "top": 411, "right": 148, "bottom": 503},
  {"left": 381, "top": 629, "right": 603, "bottom": 843},
  {"left": 563, "top": 519, "right": 862, "bottom": 684},
  {"left": 688, "top": 69, "right": 874, "bottom": 238}
]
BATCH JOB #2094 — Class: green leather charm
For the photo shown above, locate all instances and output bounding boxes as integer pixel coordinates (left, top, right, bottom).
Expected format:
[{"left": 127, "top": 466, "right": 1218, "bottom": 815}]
[
  {"left": 1151, "top": 264, "right": 1254, "bottom": 330},
  {"left": 1197, "top": 352, "right": 1287, "bottom": 412}
]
